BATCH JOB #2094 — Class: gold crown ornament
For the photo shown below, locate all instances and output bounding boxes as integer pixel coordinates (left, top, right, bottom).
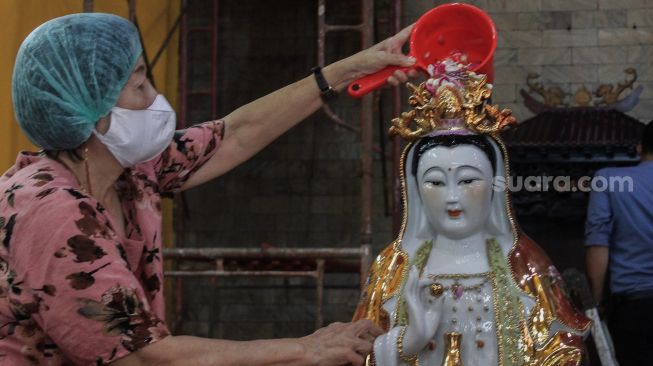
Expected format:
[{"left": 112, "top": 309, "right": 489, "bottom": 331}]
[{"left": 389, "top": 61, "right": 517, "bottom": 141}]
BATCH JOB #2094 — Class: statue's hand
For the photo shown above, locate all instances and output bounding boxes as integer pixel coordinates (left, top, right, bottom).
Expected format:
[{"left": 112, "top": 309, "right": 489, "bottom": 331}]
[{"left": 402, "top": 266, "right": 444, "bottom": 356}]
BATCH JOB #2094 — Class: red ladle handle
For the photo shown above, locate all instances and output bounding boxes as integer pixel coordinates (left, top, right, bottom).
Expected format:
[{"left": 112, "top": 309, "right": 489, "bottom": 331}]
[{"left": 348, "top": 65, "right": 414, "bottom": 98}]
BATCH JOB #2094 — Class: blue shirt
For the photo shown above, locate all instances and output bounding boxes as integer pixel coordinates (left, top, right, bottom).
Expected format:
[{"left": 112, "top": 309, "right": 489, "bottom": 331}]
[{"left": 585, "top": 161, "right": 653, "bottom": 294}]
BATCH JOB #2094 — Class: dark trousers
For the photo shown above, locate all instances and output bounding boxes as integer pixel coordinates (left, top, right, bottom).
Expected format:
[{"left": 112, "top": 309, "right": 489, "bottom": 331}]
[{"left": 609, "top": 295, "right": 653, "bottom": 366}]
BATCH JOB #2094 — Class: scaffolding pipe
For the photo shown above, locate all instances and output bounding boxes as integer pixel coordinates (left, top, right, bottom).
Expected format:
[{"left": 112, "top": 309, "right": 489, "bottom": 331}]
[
  {"left": 164, "top": 247, "right": 368, "bottom": 259},
  {"left": 210, "top": 0, "right": 219, "bottom": 120},
  {"left": 360, "top": 0, "right": 375, "bottom": 247},
  {"left": 150, "top": 3, "right": 188, "bottom": 69},
  {"left": 178, "top": 0, "right": 189, "bottom": 129},
  {"left": 315, "top": 259, "right": 325, "bottom": 328},
  {"left": 128, "top": 0, "right": 136, "bottom": 22},
  {"left": 316, "top": 0, "right": 361, "bottom": 133},
  {"left": 166, "top": 270, "right": 320, "bottom": 277}
]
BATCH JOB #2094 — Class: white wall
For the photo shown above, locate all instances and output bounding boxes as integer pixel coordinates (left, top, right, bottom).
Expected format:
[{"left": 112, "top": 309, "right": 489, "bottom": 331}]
[{"left": 404, "top": 0, "right": 653, "bottom": 122}]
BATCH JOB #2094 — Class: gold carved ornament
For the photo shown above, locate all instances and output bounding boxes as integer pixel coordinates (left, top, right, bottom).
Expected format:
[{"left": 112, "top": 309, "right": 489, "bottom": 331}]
[
  {"left": 388, "top": 72, "right": 517, "bottom": 141},
  {"left": 526, "top": 68, "right": 638, "bottom": 108}
]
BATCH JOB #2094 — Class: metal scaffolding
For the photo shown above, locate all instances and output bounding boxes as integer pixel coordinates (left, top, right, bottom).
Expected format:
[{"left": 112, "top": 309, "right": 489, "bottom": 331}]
[
  {"left": 316, "top": 0, "right": 386, "bottom": 249},
  {"left": 316, "top": 0, "right": 405, "bottom": 236},
  {"left": 169, "top": 0, "right": 396, "bottom": 334},
  {"left": 171, "top": 0, "right": 405, "bottom": 332},
  {"left": 164, "top": 246, "right": 372, "bottom": 333}
]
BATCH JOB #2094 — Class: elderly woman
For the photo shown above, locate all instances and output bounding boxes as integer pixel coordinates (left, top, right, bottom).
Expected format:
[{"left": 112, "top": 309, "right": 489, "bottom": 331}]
[{"left": 0, "top": 13, "right": 417, "bottom": 366}]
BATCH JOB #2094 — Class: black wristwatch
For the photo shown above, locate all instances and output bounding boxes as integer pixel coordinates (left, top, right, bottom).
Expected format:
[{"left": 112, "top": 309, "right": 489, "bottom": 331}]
[{"left": 311, "top": 66, "right": 338, "bottom": 102}]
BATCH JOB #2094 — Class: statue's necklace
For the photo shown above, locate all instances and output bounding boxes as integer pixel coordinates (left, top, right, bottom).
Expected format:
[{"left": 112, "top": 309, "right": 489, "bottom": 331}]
[
  {"left": 426, "top": 272, "right": 490, "bottom": 299},
  {"left": 425, "top": 271, "right": 493, "bottom": 350}
]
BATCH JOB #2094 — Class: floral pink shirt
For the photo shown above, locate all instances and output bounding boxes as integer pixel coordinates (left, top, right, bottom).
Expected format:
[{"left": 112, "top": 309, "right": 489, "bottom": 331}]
[{"left": 0, "top": 121, "right": 224, "bottom": 365}]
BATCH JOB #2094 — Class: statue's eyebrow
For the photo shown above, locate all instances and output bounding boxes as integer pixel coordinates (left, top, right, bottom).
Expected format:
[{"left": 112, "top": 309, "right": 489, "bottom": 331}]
[
  {"left": 421, "top": 166, "right": 445, "bottom": 178},
  {"left": 455, "top": 164, "right": 484, "bottom": 172}
]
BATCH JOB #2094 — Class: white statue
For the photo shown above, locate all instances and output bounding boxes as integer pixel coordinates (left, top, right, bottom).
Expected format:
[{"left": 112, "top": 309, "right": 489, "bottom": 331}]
[{"left": 354, "top": 63, "right": 590, "bottom": 366}]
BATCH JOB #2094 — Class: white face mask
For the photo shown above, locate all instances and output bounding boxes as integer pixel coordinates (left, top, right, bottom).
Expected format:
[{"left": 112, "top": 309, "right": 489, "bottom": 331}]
[{"left": 94, "top": 94, "right": 176, "bottom": 167}]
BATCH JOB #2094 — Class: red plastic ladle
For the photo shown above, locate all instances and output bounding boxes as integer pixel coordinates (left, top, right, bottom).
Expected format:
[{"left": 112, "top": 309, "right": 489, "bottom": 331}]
[{"left": 347, "top": 3, "right": 497, "bottom": 98}]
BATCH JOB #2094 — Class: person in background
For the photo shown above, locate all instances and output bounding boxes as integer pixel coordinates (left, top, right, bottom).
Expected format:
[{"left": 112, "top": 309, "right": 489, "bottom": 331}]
[
  {"left": 585, "top": 121, "right": 653, "bottom": 366},
  {"left": 0, "top": 13, "right": 418, "bottom": 366}
]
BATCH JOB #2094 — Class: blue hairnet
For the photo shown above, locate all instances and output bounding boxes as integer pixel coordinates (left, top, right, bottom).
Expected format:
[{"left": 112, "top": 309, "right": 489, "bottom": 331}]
[{"left": 12, "top": 13, "right": 142, "bottom": 150}]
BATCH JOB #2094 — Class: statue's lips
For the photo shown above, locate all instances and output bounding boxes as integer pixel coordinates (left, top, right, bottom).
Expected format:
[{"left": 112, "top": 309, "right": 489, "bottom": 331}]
[{"left": 447, "top": 209, "right": 462, "bottom": 218}]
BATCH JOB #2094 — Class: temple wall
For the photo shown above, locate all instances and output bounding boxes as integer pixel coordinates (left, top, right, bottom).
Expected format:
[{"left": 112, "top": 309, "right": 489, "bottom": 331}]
[{"left": 427, "top": 0, "right": 653, "bottom": 122}]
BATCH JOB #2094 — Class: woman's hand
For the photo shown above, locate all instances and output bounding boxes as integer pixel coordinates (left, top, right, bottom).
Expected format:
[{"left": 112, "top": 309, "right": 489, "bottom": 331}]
[
  {"left": 351, "top": 23, "right": 420, "bottom": 85},
  {"left": 325, "top": 24, "right": 420, "bottom": 90},
  {"left": 298, "top": 319, "right": 383, "bottom": 366},
  {"left": 401, "top": 266, "right": 444, "bottom": 356}
]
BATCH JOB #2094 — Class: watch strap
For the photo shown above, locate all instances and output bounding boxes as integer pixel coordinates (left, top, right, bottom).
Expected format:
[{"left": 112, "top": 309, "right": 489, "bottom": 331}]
[{"left": 311, "top": 66, "right": 338, "bottom": 102}]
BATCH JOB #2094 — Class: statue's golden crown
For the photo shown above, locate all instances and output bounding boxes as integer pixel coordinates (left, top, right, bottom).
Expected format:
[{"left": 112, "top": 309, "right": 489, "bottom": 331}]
[{"left": 389, "top": 66, "right": 517, "bottom": 141}]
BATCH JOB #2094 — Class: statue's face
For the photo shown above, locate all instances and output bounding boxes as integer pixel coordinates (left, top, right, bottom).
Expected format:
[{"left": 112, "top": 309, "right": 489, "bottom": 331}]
[{"left": 417, "top": 144, "right": 494, "bottom": 239}]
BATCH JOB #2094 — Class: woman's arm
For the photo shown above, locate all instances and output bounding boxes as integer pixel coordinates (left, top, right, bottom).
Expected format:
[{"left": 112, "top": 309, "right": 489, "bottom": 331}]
[
  {"left": 112, "top": 320, "right": 381, "bottom": 366},
  {"left": 180, "top": 25, "right": 416, "bottom": 190}
]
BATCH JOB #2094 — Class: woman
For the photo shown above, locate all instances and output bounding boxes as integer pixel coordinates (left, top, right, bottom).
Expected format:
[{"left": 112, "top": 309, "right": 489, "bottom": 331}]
[
  {"left": 353, "top": 62, "right": 591, "bottom": 365},
  {"left": 0, "top": 13, "right": 417, "bottom": 366}
]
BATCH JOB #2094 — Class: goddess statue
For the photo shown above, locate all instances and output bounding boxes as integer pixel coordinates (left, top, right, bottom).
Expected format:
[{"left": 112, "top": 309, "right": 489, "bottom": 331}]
[{"left": 353, "top": 60, "right": 590, "bottom": 366}]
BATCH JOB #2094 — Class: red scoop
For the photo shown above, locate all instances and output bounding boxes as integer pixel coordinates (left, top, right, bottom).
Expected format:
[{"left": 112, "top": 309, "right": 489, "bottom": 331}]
[{"left": 347, "top": 3, "right": 497, "bottom": 98}]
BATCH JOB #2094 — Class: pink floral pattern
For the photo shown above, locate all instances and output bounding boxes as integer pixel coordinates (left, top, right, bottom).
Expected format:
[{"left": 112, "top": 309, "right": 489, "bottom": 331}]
[{"left": 0, "top": 120, "right": 223, "bottom": 365}]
